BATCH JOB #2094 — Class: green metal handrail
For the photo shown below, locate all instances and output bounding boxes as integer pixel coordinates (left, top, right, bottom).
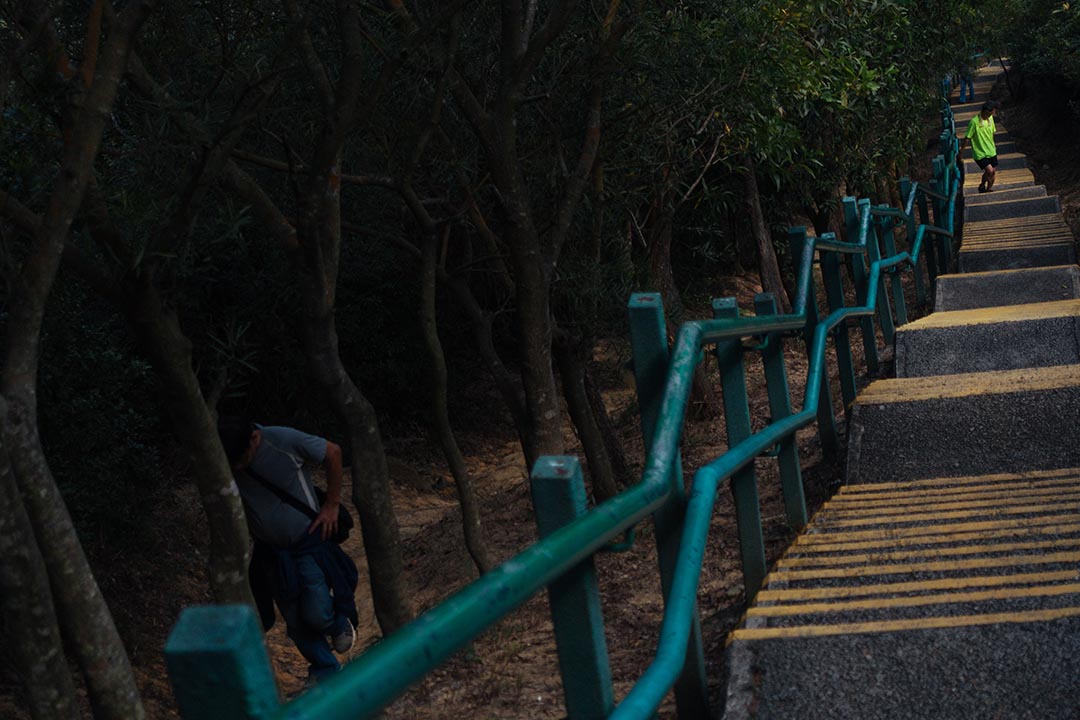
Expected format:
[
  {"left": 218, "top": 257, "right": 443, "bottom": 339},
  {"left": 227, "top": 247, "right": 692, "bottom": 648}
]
[
  {"left": 165, "top": 104, "right": 963, "bottom": 720},
  {"left": 610, "top": 179, "right": 960, "bottom": 717}
]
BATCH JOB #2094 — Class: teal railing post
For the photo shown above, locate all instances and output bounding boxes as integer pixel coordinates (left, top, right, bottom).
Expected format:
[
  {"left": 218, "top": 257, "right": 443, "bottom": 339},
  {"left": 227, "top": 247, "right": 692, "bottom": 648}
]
[
  {"left": 531, "top": 456, "right": 613, "bottom": 720},
  {"left": 940, "top": 164, "right": 954, "bottom": 272},
  {"left": 713, "top": 297, "right": 767, "bottom": 596},
  {"left": 942, "top": 130, "right": 959, "bottom": 176},
  {"left": 787, "top": 228, "right": 839, "bottom": 457},
  {"left": 165, "top": 605, "right": 280, "bottom": 720},
  {"left": 899, "top": 177, "right": 927, "bottom": 306},
  {"left": 626, "top": 293, "right": 709, "bottom": 718},
  {"left": 753, "top": 293, "right": 807, "bottom": 529},
  {"left": 931, "top": 157, "right": 951, "bottom": 274},
  {"left": 818, "top": 244, "right": 857, "bottom": 418},
  {"left": 842, "top": 197, "right": 880, "bottom": 374},
  {"left": 865, "top": 203, "right": 896, "bottom": 346},
  {"left": 877, "top": 206, "right": 908, "bottom": 327},
  {"left": 915, "top": 187, "right": 939, "bottom": 284}
]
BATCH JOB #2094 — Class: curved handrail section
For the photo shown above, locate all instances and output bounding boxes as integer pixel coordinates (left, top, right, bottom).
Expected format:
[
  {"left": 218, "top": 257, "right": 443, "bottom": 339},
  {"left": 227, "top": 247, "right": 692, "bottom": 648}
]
[{"left": 609, "top": 175, "right": 961, "bottom": 717}]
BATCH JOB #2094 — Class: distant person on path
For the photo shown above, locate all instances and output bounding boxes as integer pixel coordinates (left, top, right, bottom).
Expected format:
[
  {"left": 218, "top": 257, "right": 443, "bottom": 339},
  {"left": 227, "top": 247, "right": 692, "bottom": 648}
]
[
  {"left": 960, "top": 101, "right": 999, "bottom": 193},
  {"left": 218, "top": 417, "right": 359, "bottom": 685}
]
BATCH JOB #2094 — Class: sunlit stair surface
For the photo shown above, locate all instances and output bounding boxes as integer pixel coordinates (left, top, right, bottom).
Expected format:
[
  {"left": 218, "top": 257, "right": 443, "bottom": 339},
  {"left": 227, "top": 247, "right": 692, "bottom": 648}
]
[
  {"left": 957, "top": 214, "right": 1076, "bottom": 271},
  {"left": 933, "top": 265, "right": 1080, "bottom": 312},
  {"left": 963, "top": 183, "right": 1045, "bottom": 206},
  {"left": 846, "top": 364, "right": 1080, "bottom": 484},
  {"left": 963, "top": 165, "right": 1037, "bottom": 195},
  {"left": 723, "top": 469, "right": 1080, "bottom": 720},
  {"left": 961, "top": 152, "right": 1029, "bottom": 181},
  {"left": 963, "top": 194, "right": 1059, "bottom": 223},
  {"left": 894, "top": 299, "right": 1080, "bottom": 377}
]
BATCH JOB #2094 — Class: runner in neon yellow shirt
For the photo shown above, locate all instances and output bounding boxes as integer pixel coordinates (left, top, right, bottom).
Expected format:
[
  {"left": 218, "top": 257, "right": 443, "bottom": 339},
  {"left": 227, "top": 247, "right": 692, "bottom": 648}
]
[{"left": 959, "top": 101, "right": 999, "bottom": 193}]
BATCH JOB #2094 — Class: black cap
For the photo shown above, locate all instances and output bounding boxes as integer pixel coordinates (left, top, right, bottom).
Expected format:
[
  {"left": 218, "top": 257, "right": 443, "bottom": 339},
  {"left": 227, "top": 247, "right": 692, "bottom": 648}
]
[{"left": 982, "top": 100, "right": 999, "bottom": 112}]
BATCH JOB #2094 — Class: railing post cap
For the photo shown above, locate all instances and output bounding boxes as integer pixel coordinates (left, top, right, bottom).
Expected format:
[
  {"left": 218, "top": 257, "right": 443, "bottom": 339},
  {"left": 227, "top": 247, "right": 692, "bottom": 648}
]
[
  {"left": 166, "top": 605, "right": 261, "bottom": 654},
  {"left": 628, "top": 292, "right": 662, "bottom": 308},
  {"left": 532, "top": 456, "right": 583, "bottom": 479}
]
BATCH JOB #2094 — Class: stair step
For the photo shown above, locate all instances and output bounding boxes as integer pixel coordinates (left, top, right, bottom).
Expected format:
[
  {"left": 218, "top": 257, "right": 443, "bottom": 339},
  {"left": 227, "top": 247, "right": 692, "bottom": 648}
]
[
  {"left": 748, "top": 588, "right": 1080, "bottom": 630},
  {"left": 963, "top": 167, "right": 1034, "bottom": 194},
  {"left": 962, "top": 152, "right": 1028, "bottom": 177},
  {"left": 724, "top": 467, "right": 1080, "bottom": 718},
  {"left": 934, "top": 266, "right": 1080, "bottom": 311},
  {"left": 963, "top": 184, "right": 1045, "bottom": 205},
  {"left": 954, "top": 100, "right": 1004, "bottom": 123},
  {"left": 958, "top": 213, "right": 1075, "bottom": 271},
  {"left": 964, "top": 195, "right": 1060, "bottom": 223},
  {"left": 894, "top": 299, "right": 1080, "bottom": 377},
  {"left": 846, "top": 364, "right": 1080, "bottom": 484},
  {"left": 724, "top": 619, "right": 1080, "bottom": 720}
]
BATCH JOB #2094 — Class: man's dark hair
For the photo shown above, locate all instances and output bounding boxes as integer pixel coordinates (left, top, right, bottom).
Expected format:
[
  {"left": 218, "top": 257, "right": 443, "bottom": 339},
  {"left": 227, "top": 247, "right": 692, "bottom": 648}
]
[
  {"left": 982, "top": 100, "right": 999, "bottom": 112},
  {"left": 217, "top": 415, "right": 254, "bottom": 464}
]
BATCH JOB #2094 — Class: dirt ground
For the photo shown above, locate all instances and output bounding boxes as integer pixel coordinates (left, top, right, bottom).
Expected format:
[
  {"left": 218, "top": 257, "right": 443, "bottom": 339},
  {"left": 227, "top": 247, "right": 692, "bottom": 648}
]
[{"left": 2, "top": 70, "right": 1077, "bottom": 720}]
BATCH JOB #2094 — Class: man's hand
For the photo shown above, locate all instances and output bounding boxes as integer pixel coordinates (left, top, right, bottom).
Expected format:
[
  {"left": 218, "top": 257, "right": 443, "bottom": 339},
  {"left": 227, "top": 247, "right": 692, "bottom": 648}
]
[
  {"left": 310, "top": 440, "right": 345, "bottom": 541},
  {"left": 309, "top": 500, "right": 340, "bottom": 541}
]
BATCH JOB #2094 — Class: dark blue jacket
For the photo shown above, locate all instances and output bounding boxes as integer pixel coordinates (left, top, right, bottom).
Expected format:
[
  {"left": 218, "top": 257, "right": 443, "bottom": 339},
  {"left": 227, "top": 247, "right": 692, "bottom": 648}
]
[{"left": 249, "top": 534, "right": 359, "bottom": 631}]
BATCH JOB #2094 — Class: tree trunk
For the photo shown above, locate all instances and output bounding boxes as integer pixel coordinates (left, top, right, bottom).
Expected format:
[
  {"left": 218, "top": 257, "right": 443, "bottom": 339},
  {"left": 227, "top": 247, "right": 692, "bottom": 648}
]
[
  {"left": 2, "top": 396, "right": 145, "bottom": 720},
  {"left": 299, "top": 287, "right": 413, "bottom": 632},
  {"left": 444, "top": 277, "right": 537, "bottom": 467},
  {"left": 553, "top": 333, "right": 619, "bottom": 502},
  {"left": 420, "top": 231, "right": 492, "bottom": 574},
  {"left": 488, "top": 100, "right": 565, "bottom": 463},
  {"left": 504, "top": 216, "right": 565, "bottom": 461},
  {"left": 296, "top": 173, "right": 413, "bottom": 631},
  {"left": 743, "top": 158, "right": 791, "bottom": 312},
  {"left": 645, "top": 207, "right": 719, "bottom": 420},
  {"left": 887, "top": 162, "right": 903, "bottom": 209},
  {"left": 582, "top": 363, "right": 632, "bottom": 488},
  {"left": 808, "top": 204, "right": 832, "bottom": 237},
  {"left": 126, "top": 279, "right": 253, "bottom": 604},
  {"left": 0, "top": 5, "right": 154, "bottom": 717},
  {"left": 587, "top": 157, "right": 605, "bottom": 262},
  {"left": 0, "top": 401, "right": 78, "bottom": 720}
]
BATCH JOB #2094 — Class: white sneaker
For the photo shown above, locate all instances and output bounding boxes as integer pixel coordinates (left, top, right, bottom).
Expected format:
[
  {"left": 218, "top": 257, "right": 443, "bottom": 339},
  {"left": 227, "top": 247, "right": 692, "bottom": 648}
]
[{"left": 332, "top": 619, "right": 355, "bottom": 654}]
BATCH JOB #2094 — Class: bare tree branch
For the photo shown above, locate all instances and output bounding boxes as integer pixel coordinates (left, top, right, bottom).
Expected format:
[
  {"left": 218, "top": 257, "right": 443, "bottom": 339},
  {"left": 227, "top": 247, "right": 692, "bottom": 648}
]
[
  {"left": 546, "top": 1, "right": 629, "bottom": 264},
  {"left": 501, "top": 0, "right": 525, "bottom": 74},
  {"left": 523, "top": 0, "right": 539, "bottom": 49},
  {"left": 0, "top": 190, "right": 40, "bottom": 234},
  {"left": 516, "top": 0, "right": 578, "bottom": 89},
  {"left": 230, "top": 149, "right": 399, "bottom": 188},
  {"left": 221, "top": 161, "right": 298, "bottom": 250},
  {"left": 282, "top": 0, "right": 335, "bottom": 112}
]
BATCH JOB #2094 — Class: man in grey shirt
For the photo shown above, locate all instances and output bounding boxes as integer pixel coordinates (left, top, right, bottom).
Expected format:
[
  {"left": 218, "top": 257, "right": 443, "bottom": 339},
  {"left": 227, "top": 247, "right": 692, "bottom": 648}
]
[{"left": 218, "top": 418, "right": 358, "bottom": 684}]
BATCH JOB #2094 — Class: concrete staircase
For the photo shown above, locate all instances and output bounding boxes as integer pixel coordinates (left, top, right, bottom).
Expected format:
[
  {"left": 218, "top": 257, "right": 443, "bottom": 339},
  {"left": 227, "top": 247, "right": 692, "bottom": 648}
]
[
  {"left": 727, "top": 469, "right": 1080, "bottom": 719},
  {"left": 724, "top": 62, "right": 1080, "bottom": 719}
]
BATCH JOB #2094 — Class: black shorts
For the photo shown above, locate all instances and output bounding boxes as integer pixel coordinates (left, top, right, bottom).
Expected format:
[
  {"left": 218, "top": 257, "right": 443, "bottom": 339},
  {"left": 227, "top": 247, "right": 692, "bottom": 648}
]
[{"left": 975, "top": 155, "right": 999, "bottom": 170}]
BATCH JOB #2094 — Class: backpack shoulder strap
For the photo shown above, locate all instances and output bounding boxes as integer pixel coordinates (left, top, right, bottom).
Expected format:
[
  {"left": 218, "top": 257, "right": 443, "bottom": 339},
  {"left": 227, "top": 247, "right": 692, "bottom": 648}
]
[{"left": 244, "top": 467, "right": 318, "bottom": 521}]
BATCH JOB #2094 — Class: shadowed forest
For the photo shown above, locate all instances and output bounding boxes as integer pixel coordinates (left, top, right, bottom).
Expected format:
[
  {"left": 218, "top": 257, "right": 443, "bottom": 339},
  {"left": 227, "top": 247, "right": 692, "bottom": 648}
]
[{"left": 2, "top": 0, "right": 1079, "bottom": 717}]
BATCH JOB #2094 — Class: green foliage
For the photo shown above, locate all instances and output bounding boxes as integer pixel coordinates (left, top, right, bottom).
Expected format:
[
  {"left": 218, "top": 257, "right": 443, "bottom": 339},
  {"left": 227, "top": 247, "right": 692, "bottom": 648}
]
[
  {"left": 989, "top": 0, "right": 1080, "bottom": 87},
  {"left": 2, "top": 0, "right": 1007, "bottom": 510}
]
